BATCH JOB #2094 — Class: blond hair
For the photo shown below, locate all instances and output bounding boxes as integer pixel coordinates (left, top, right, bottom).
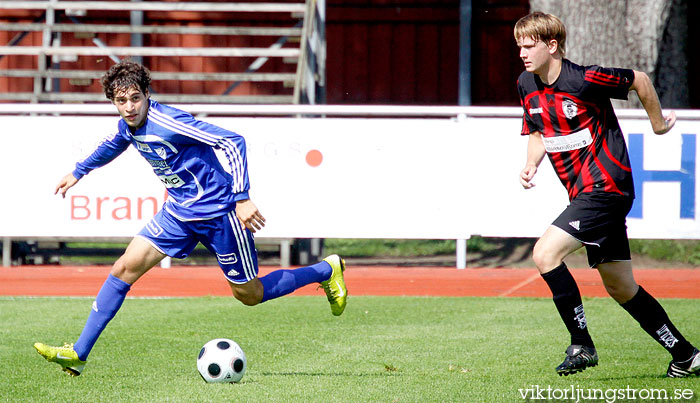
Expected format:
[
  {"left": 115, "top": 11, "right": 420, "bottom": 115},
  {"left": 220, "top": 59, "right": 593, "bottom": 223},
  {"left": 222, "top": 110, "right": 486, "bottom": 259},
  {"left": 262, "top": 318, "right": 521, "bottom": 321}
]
[{"left": 514, "top": 12, "right": 566, "bottom": 57}]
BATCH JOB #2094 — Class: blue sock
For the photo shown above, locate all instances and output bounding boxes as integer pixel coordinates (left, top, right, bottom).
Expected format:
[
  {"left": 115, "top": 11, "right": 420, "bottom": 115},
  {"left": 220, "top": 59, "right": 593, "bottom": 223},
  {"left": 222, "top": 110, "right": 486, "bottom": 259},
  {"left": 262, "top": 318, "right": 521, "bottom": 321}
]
[
  {"left": 259, "top": 261, "right": 331, "bottom": 302},
  {"left": 74, "top": 274, "right": 131, "bottom": 361}
]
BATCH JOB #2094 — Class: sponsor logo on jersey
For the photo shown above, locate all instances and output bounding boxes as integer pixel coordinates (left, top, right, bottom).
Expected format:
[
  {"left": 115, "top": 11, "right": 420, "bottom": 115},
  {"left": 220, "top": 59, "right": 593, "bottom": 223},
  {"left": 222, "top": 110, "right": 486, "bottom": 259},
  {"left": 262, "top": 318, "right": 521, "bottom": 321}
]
[
  {"left": 217, "top": 253, "right": 239, "bottom": 265},
  {"left": 528, "top": 107, "right": 543, "bottom": 115},
  {"left": 158, "top": 173, "right": 185, "bottom": 188},
  {"left": 227, "top": 269, "right": 240, "bottom": 277},
  {"left": 542, "top": 128, "right": 593, "bottom": 153},
  {"left": 136, "top": 141, "right": 153, "bottom": 153},
  {"left": 147, "top": 159, "right": 168, "bottom": 169},
  {"left": 562, "top": 99, "right": 578, "bottom": 119},
  {"left": 568, "top": 220, "right": 580, "bottom": 231}
]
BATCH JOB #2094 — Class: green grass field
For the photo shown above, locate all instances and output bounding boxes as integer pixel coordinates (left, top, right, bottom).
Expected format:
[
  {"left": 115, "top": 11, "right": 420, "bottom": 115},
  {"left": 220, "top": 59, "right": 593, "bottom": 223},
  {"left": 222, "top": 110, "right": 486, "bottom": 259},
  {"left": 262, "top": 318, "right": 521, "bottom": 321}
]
[{"left": 2, "top": 296, "right": 698, "bottom": 402}]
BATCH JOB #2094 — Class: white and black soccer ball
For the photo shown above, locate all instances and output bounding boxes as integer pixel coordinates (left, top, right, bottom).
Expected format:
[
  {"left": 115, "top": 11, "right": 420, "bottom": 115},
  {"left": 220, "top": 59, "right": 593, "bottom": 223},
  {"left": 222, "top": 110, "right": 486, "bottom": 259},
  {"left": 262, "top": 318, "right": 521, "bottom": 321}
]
[{"left": 197, "top": 338, "right": 247, "bottom": 383}]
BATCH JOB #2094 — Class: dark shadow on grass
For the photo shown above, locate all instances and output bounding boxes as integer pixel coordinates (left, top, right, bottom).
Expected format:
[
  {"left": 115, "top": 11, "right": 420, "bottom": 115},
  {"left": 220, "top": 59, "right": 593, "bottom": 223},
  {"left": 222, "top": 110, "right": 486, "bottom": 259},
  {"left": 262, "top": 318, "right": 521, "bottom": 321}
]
[
  {"left": 590, "top": 373, "right": 670, "bottom": 381},
  {"left": 468, "top": 238, "right": 537, "bottom": 268},
  {"left": 341, "top": 237, "right": 540, "bottom": 268}
]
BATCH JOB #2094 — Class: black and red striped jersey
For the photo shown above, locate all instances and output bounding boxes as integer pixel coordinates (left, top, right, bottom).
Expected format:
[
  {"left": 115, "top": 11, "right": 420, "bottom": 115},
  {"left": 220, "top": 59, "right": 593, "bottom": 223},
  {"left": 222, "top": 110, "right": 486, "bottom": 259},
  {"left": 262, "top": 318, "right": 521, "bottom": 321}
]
[{"left": 517, "top": 59, "right": 636, "bottom": 201}]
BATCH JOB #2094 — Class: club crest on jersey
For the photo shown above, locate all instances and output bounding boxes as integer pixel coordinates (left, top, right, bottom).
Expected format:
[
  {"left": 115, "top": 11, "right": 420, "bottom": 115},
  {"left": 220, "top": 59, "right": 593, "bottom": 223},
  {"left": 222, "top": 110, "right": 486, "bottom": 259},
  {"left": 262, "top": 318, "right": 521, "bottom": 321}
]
[
  {"left": 562, "top": 99, "right": 578, "bottom": 119},
  {"left": 155, "top": 147, "right": 167, "bottom": 159}
]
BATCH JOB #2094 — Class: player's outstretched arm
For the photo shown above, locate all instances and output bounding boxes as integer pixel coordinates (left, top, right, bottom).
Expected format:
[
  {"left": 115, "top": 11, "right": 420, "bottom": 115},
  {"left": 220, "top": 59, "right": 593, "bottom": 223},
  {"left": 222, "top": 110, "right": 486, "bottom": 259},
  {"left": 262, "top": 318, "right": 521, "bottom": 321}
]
[
  {"left": 520, "top": 131, "right": 546, "bottom": 189},
  {"left": 55, "top": 172, "right": 79, "bottom": 198},
  {"left": 631, "top": 70, "right": 676, "bottom": 135},
  {"left": 235, "top": 199, "right": 266, "bottom": 233}
]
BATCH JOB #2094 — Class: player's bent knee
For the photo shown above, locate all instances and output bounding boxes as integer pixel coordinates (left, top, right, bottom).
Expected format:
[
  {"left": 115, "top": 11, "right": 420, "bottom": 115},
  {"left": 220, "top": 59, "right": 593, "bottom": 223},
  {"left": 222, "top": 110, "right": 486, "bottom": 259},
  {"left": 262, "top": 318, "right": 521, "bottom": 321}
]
[
  {"left": 109, "top": 257, "right": 148, "bottom": 284},
  {"left": 604, "top": 282, "right": 638, "bottom": 304},
  {"left": 232, "top": 291, "right": 260, "bottom": 306},
  {"left": 229, "top": 280, "right": 263, "bottom": 306},
  {"left": 532, "top": 242, "right": 555, "bottom": 271},
  {"left": 110, "top": 258, "right": 130, "bottom": 280},
  {"left": 532, "top": 239, "right": 573, "bottom": 273},
  {"left": 531, "top": 248, "right": 545, "bottom": 270}
]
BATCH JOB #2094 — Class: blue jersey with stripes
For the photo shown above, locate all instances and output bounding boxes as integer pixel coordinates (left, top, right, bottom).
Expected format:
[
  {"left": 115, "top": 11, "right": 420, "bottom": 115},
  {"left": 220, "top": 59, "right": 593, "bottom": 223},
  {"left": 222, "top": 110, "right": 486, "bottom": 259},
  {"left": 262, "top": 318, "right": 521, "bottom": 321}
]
[{"left": 74, "top": 99, "right": 249, "bottom": 221}]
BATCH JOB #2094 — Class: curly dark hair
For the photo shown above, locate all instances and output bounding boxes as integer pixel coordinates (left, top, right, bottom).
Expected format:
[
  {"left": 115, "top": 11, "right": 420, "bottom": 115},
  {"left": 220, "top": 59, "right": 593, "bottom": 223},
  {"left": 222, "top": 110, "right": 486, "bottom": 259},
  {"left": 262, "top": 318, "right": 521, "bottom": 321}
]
[{"left": 100, "top": 60, "right": 151, "bottom": 100}]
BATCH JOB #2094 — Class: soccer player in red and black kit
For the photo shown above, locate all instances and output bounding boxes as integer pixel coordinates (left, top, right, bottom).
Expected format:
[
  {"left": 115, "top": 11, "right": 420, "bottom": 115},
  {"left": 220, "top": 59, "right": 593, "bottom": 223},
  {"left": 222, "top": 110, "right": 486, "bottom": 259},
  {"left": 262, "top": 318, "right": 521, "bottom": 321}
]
[{"left": 514, "top": 12, "right": 699, "bottom": 377}]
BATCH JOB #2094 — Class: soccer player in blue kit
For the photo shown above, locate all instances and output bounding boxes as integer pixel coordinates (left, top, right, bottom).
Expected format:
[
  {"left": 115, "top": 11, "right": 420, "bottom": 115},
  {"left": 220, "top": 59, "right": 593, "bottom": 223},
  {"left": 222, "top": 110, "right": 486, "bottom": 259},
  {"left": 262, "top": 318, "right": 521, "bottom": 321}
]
[
  {"left": 34, "top": 60, "right": 348, "bottom": 376},
  {"left": 515, "top": 12, "right": 699, "bottom": 377}
]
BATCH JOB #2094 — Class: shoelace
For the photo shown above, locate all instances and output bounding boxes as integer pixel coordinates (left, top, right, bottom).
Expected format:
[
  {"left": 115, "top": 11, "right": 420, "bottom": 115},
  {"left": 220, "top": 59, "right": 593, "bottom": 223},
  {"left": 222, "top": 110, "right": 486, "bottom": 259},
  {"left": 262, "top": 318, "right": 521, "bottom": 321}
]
[
  {"left": 60, "top": 343, "right": 75, "bottom": 351},
  {"left": 318, "top": 282, "right": 336, "bottom": 299}
]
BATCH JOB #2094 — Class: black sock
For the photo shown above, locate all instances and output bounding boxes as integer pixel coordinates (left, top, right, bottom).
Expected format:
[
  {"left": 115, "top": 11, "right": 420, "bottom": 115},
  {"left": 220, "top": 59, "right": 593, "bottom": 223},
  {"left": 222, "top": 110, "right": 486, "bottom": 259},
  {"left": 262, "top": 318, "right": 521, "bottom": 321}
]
[
  {"left": 541, "top": 263, "right": 595, "bottom": 348},
  {"left": 620, "top": 286, "right": 696, "bottom": 362}
]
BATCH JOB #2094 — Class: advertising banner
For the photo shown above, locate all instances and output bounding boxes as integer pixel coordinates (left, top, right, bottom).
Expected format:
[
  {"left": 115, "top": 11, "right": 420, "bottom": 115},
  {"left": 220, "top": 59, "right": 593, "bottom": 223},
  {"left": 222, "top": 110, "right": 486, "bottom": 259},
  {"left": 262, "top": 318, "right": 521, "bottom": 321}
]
[{"left": 0, "top": 113, "right": 697, "bottom": 240}]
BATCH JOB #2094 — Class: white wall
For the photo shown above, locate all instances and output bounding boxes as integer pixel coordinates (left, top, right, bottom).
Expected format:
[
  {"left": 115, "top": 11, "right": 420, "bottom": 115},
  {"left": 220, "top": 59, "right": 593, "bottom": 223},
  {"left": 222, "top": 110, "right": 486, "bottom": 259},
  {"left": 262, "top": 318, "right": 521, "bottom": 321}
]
[{"left": 1, "top": 108, "right": 698, "bottom": 240}]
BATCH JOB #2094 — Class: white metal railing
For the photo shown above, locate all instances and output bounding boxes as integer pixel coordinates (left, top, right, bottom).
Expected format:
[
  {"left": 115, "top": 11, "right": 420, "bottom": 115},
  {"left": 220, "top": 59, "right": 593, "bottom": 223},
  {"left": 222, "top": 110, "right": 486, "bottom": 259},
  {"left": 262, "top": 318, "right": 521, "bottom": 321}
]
[
  {"left": 0, "top": 69, "right": 296, "bottom": 82},
  {"left": 0, "top": 22, "right": 302, "bottom": 36},
  {"left": 0, "top": 93, "right": 295, "bottom": 103},
  {"left": 0, "top": 0, "right": 325, "bottom": 104},
  {"left": 0, "top": 46, "right": 301, "bottom": 57},
  {"left": 1, "top": 103, "right": 699, "bottom": 120},
  {"left": 0, "top": 2, "right": 307, "bottom": 13}
]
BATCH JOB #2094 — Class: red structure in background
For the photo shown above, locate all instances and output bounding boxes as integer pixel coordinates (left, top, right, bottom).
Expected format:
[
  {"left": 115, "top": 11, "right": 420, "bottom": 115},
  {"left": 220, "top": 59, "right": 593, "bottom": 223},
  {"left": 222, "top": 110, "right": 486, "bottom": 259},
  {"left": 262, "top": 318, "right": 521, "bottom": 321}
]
[
  {"left": 0, "top": 4, "right": 297, "bottom": 99},
  {"left": 0, "top": 0, "right": 528, "bottom": 106},
  {"left": 326, "top": 0, "right": 528, "bottom": 105},
  {"left": 3, "top": 0, "right": 697, "bottom": 107}
]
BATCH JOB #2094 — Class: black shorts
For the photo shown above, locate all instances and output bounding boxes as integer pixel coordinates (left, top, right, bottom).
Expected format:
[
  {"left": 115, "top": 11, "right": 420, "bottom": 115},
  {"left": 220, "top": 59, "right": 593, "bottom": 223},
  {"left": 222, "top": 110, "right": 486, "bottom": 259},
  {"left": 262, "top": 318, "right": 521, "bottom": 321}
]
[{"left": 552, "top": 192, "right": 634, "bottom": 268}]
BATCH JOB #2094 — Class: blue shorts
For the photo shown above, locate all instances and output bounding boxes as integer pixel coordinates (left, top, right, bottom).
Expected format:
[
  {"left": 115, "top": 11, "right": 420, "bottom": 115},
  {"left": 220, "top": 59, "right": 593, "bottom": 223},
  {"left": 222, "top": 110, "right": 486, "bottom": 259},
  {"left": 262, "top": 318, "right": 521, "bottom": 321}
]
[{"left": 137, "top": 209, "right": 258, "bottom": 284}]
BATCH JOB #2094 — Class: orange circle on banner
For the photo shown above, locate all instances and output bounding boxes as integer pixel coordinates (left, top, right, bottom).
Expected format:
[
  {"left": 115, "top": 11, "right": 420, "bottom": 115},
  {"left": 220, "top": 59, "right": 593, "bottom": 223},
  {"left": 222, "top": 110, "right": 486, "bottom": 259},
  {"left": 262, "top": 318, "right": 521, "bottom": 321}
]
[{"left": 306, "top": 149, "right": 323, "bottom": 167}]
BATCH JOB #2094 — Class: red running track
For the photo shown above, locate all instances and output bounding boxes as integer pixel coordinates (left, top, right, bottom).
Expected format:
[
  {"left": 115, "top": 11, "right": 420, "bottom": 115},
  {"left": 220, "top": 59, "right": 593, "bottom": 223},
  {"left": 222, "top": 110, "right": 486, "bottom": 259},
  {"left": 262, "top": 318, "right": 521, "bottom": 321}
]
[{"left": 1, "top": 265, "right": 698, "bottom": 299}]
